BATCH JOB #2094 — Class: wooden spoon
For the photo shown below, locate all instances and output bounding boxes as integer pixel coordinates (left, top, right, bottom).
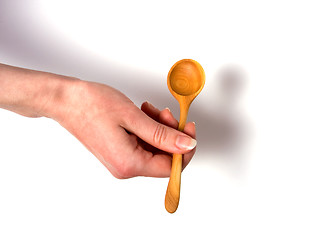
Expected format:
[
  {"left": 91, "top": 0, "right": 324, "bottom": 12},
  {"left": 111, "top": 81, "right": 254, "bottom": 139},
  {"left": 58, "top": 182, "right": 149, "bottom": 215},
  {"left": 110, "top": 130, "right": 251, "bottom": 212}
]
[{"left": 165, "top": 59, "right": 205, "bottom": 213}]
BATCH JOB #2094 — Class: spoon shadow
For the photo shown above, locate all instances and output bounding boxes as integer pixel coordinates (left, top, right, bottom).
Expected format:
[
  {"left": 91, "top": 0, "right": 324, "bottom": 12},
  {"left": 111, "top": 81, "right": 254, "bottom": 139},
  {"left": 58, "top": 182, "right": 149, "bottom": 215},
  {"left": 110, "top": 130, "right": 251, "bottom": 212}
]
[{"left": 190, "top": 66, "right": 251, "bottom": 176}]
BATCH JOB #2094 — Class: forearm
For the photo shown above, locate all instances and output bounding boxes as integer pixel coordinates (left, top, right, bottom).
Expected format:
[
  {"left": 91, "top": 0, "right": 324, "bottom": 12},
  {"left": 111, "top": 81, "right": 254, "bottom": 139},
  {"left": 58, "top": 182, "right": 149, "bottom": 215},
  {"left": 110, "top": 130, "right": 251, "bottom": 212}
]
[{"left": 0, "top": 63, "right": 77, "bottom": 118}]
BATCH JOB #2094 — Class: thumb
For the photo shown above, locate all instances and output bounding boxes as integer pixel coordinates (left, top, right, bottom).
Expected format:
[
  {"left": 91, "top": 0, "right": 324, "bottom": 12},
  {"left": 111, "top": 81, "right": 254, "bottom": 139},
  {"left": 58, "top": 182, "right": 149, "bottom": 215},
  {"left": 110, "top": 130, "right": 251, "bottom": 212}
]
[{"left": 122, "top": 107, "right": 197, "bottom": 154}]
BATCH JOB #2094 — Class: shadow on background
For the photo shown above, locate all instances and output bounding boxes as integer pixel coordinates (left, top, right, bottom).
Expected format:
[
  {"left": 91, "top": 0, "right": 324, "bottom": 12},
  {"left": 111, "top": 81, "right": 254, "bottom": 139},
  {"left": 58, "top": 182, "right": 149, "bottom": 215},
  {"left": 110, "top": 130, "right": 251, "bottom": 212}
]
[
  {"left": 0, "top": 1, "right": 250, "bottom": 176},
  {"left": 192, "top": 66, "right": 250, "bottom": 176}
]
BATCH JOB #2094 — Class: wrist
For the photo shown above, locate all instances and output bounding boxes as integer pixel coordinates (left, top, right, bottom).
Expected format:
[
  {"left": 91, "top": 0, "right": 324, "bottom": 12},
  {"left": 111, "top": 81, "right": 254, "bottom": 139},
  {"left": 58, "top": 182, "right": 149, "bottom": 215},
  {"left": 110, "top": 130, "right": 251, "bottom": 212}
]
[{"left": 39, "top": 74, "right": 82, "bottom": 121}]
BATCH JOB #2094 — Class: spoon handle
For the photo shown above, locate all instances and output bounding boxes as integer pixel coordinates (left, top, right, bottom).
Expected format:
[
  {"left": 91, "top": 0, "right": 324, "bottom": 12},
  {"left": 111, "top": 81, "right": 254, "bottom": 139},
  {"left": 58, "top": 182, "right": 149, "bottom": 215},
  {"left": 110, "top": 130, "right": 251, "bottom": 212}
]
[
  {"left": 165, "top": 153, "right": 182, "bottom": 213},
  {"left": 165, "top": 102, "right": 189, "bottom": 213}
]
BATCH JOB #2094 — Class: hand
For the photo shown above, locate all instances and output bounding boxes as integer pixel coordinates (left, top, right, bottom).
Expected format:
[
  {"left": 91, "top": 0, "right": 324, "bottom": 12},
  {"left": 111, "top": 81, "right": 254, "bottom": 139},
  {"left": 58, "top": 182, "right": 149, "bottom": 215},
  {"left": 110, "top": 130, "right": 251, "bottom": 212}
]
[
  {"left": 49, "top": 80, "right": 196, "bottom": 179},
  {"left": 0, "top": 64, "right": 197, "bottom": 179}
]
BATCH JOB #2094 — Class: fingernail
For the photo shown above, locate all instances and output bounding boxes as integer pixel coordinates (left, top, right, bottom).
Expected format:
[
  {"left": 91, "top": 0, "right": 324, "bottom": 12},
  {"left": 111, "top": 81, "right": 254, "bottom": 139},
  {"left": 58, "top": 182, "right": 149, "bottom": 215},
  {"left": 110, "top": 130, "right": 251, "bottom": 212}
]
[
  {"left": 176, "top": 135, "right": 197, "bottom": 150},
  {"left": 145, "top": 101, "right": 153, "bottom": 107},
  {"left": 145, "top": 101, "right": 156, "bottom": 110},
  {"left": 165, "top": 107, "right": 170, "bottom": 112}
]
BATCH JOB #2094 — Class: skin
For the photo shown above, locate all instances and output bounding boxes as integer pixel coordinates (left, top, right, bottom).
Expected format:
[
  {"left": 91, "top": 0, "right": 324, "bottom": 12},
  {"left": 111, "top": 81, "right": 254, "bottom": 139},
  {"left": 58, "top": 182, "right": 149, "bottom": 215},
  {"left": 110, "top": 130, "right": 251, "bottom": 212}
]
[{"left": 0, "top": 63, "right": 196, "bottom": 179}]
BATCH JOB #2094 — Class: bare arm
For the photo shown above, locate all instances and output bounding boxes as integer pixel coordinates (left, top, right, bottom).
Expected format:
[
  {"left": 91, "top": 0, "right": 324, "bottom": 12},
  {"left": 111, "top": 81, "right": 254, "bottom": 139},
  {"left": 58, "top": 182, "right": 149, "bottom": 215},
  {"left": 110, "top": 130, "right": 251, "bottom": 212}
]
[{"left": 0, "top": 63, "right": 75, "bottom": 118}]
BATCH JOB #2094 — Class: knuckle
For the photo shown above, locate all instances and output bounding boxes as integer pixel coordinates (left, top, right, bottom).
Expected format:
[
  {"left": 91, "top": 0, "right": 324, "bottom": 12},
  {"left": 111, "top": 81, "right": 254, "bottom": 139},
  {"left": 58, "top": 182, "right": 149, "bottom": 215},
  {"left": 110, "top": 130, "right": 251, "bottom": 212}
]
[
  {"left": 113, "top": 174, "right": 126, "bottom": 180},
  {"left": 153, "top": 123, "right": 168, "bottom": 146},
  {"left": 115, "top": 163, "right": 133, "bottom": 179}
]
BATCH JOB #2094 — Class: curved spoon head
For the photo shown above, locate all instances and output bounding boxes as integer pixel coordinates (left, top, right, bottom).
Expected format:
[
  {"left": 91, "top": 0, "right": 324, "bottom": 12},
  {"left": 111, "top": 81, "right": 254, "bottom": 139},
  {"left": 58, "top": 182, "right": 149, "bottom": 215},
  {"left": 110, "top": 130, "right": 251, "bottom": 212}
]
[{"left": 167, "top": 59, "right": 205, "bottom": 102}]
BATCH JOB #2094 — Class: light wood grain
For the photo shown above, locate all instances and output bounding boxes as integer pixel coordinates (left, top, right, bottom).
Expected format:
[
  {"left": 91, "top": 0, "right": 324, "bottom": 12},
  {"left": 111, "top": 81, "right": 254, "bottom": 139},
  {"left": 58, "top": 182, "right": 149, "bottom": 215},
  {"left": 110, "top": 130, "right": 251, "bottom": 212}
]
[{"left": 165, "top": 59, "right": 205, "bottom": 213}]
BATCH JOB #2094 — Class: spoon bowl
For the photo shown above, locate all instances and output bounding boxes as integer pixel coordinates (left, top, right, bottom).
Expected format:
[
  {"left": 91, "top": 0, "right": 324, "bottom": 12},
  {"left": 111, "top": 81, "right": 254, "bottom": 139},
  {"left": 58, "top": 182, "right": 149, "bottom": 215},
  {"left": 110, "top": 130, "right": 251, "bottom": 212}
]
[
  {"left": 165, "top": 59, "right": 205, "bottom": 213},
  {"left": 168, "top": 59, "right": 205, "bottom": 98}
]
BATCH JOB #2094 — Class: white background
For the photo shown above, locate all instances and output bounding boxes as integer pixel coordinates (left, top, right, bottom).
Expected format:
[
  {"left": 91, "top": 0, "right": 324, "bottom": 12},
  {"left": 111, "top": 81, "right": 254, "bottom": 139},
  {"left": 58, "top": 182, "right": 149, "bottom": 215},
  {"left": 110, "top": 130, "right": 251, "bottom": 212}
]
[{"left": 1, "top": 0, "right": 325, "bottom": 239}]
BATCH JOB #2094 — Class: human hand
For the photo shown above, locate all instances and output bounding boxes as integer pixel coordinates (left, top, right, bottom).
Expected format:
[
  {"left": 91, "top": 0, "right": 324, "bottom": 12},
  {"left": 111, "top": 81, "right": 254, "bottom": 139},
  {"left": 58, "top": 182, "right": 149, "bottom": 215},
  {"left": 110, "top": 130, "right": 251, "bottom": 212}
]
[
  {"left": 48, "top": 80, "right": 196, "bottom": 179},
  {"left": 0, "top": 64, "right": 197, "bottom": 179}
]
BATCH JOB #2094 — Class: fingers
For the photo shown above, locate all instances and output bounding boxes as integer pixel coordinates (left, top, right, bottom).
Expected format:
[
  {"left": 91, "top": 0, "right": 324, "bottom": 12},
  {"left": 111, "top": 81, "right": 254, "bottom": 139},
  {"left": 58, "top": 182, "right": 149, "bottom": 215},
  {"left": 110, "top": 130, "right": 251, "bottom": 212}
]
[
  {"left": 159, "top": 108, "right": 179, "bottom": 129},
  {"left": 138, "top": 122, "right": 196, "bottom": 178},
  {"left": 141, "top": 101, "right": 178, "bottom": 129},
  {"left": 133, "top": 102, "right": 197, "bottom": 177},
  {"left": 183, "top": 122, "right": 196, "bottom": 170},
  {"left": 141, "top": 101, "right": 160, "bottom": 122},
  {"left": 123, "top": 103, "right": 196, "bottom": 154},
  {"left": 141, "top": 101, "right": 197, "bottom": 170},
  {"left": 140, "top": 102, "right": 178, "bottom": 153}
]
